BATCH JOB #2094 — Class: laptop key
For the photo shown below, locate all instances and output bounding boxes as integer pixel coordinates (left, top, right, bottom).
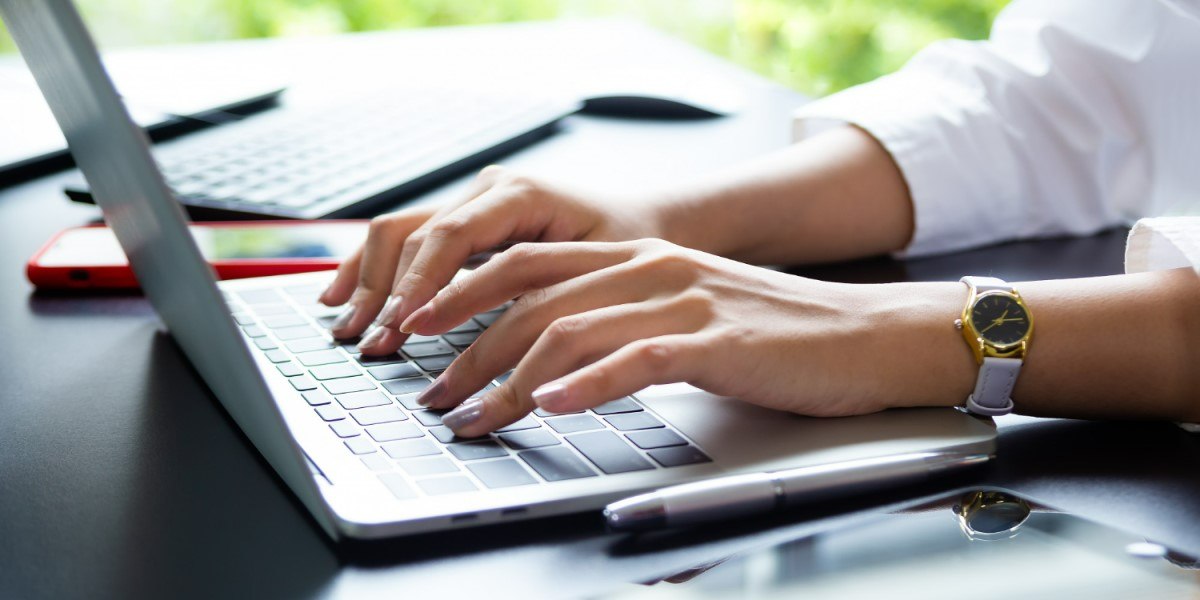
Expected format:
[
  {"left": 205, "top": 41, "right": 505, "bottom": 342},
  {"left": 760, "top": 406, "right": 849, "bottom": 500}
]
[
  {"left": 498, "top": 429, "right": 559, "bottom": 450},
  {"left": 232, "top": 313, "right": 255, "bottom": 326},
  {"left": 414, "top": 355, "right": 455, "bottom": 372},
  {"left": 412, "top": 410, "right": 445, "bottom": 427},
  {"left": 261, "top": 314, "right": 307, "bottom": 328},
  {"left": 398, "top": 457, "right": 458, "bottom": 477},
  {"left": 277, "top": 362, "right": 304, "bottom": 377},
  {"left": 345, "top": 438, "right": 376, "bottom": 455},
  {"left": 467, "top": 459, "right": 537, "bottom": 488},
  {"left": 302, "top": 390, "right": 333, "bottom": 406},
  {"left": 289, "top": 376, "right": 318, "bottom": 391},
  {"left": 382, "top": 438, "right": 442, "bottom": 459},
  {"left": 545, "top": 414, "right": 604, "bottom": 434},
  {"left": 625, "top": 429, "right": 687, "bottom": 450},
  {"left": 237, "top": 289, "right": 283, "bottom": 304},
  {"left": 648, "top": 446, "right": 712, "bottom": 468},
  {"left": 591, "top": 397, "right": 643, "bottom": 415},
  {"left": 263, "top": 349, "right": 289, "bottom": 363},
  {"left": 315, "top": 405, "right": 346, "bottom": 421},
  {"left": 298, "top": 350, "right": 347, "bottom": 367},
  {"left": 309, "top": 363, "right": 361, "bottom": 381},
  {"left": 443, "top": 331, "right": 480, "bottom": 348},
  {"left": 394, "top": 393, "right": 426, "bottom": 411},
  {"left": 356, "top": 352, "right": 405, "bottom": 366},
  {"left": 273, "top": 325, "right": 320, "bottom": 341},
  {"left": 254, "top": 337, "right": 279, "bottom": 351},
  {"left": 428, "top": 426, "right": 469, "bottom": 444},
  {"left": 447, "top": 441, "right": 508, "bottom": 461},
  {"left": 382, "top": 377, "right": 432, "bottom": 396},
  {"left": 336, "top": 390, "right": 390, "bottom": 410},
  {"left": 519, "top": 447, "right": 596, "bottom": 481},
  {"left": 286, "top": 338, "right": 334, "bottom": 353},
  {"left": 473, "top": 312, "right": 503, "bottom": 327},
  {"left": 241, "top": 325, "right": 267, "bottom": 338},
  {"left": 360, "top": 454, "right": 393, "bottom": 472},
  {"left": 403, "top": 341, "right": 454, "bottom": 358},
  {"left": 367, "top": 362, "right": 421, "bottom": 381},
  {"left": 534, "top": 407, "right": 583, "bottom": 417},
  {"left": 323, "top": 377, "right": 375, "bottom": 395},
  {"left": 604, "top": 412, "right": 665, "bottom": 431},
  {"left": 417, "top": 476, "right": 478, "bottom": 496},
  {"left": 352, "top": 405, "right": 407, "bottom": 425},
  {"left": 447, "top": 321, "right": 482, "bottom": 334},
  {"left": 378, "top": 473, "right": 417, "bottom": 500},
  {"left": 494, "top": 415, "right": 539, "bottom": 433},
  {"left": 566, "top": 431, "right": 654, "bottom": 474},
  {"left": 366, "top": 422, "right": 423, "bottom": 442},
  {"left": 329, "top": 421, "right": 360, "bottom": 438}
]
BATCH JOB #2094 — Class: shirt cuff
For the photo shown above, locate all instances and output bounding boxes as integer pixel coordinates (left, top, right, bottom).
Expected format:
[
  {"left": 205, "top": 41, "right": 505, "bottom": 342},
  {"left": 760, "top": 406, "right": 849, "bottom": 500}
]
[{"left": 1124, "top": 216, "right": 1200, "bottom": 276}]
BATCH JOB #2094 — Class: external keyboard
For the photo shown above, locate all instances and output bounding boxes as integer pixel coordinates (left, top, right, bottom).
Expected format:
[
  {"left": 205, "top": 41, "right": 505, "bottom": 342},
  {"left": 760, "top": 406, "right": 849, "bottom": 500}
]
[{"left": 225, "top": 282, "right": 711, "bottom": 500}]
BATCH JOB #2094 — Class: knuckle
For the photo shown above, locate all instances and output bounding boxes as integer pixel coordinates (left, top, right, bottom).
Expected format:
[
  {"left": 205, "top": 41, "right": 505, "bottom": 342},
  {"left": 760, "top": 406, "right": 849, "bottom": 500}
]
[
  {"left": 511, "top": 286, "right": 550, "bottom": 315},
  {"left": 676, "top": 288, "right": 718, "bottom": 318},
  {"left": 635, "top": 340, "right": 676, "bottom": 372},
  {"left": 427, "top": 216, "right": 468, "bottom": 240},
  {"left": 543, "top": 315, "right": 590, "bottom": 347},
  {"left": 402, "top": 230, "right": 427, "bottom": 254},
  {"left": 500, "top": 242, "right": 538, "bottom": 266}
]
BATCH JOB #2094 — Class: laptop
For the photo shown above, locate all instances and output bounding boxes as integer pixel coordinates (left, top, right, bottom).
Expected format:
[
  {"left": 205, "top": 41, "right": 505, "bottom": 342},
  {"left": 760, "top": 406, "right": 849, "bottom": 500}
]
[{"left": 2, "top": 0, "right": 996, "bottom": 539}]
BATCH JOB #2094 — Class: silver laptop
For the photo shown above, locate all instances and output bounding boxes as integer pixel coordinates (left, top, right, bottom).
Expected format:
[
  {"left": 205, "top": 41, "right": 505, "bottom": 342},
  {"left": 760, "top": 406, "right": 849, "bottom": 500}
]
[{"left": 2, "top": 0, "right": 996, "bottom": 539}]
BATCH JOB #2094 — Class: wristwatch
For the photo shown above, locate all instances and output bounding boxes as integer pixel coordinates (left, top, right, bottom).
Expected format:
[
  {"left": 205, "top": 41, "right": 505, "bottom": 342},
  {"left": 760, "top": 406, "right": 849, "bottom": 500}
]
[
  {"left": 953, "top": 490, "right": 1031, "bottom": 541},
  {"left": 955, "top": 276, "right": 1034, "bottom": 416}
]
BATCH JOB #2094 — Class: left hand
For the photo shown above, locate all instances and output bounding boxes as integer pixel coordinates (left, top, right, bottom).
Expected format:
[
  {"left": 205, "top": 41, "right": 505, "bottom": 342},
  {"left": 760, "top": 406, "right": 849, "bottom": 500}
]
[{"left": 405, "top": 239, "right": 970, "bottom": 437}]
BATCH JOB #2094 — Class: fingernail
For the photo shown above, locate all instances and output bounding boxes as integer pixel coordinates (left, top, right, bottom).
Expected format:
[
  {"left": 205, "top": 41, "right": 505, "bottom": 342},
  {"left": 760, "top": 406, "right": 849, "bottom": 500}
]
[
  {"left": 417, "top": 378, "right": 447, "bottom": 407},
  {"left": 331, "top": 304, "right": 357, "bottom": 331},
  {"left": 532, "top": 382, "right": 567, "bottom": 411},
  {"left": 376, "top": 296, "right": 404, "bottom": 327},
  {"left": 357, "top": 326, "right": 387, "bottom": 350},
  {"left": 442, "top": 397, "right": 484, "bottom": 432},
  {"left": 399, "top": 304, "right": 432, "bottom": 334}
]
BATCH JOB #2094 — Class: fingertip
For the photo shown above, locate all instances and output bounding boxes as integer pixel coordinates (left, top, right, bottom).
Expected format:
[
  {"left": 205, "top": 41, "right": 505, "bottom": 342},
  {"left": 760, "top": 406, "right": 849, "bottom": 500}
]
[
  {"left": 398, "top": 304, "right": 433, "bottom": 334},
  {"left": 531, "top": 382, "right": 570, "bottom": 412}
]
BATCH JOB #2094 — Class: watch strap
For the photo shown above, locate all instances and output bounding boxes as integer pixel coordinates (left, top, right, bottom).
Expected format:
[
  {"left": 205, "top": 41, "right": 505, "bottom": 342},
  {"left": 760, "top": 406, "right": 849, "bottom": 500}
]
[
  {"left": 961, "top": 275, "right": 1010, "bottom": 294},
  {"left": 965, "top": 356, "right": 1020, "bottom": 416}
]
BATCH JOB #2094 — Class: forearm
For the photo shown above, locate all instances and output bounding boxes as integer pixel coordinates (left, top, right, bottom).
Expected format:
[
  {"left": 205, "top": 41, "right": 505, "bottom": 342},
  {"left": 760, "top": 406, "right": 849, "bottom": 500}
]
[
  {"left": 883, "top": 269, "right": 1200, "bottom": 422},
  {"left": 656, "top": 125, "right": 914, "bottom": 264}
]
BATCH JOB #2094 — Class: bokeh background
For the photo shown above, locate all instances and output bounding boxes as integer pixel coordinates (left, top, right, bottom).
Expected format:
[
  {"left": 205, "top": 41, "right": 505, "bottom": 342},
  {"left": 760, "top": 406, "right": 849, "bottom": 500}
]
[{"left": 0, "top": 0, "right": 1006, "bottom": 97}]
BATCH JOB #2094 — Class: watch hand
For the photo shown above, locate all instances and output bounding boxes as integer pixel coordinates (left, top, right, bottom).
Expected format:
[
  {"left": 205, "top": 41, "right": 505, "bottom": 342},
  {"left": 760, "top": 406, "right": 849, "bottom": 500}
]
[{"left": 980, "top": 321, "right": 1000, "bottom": 334}]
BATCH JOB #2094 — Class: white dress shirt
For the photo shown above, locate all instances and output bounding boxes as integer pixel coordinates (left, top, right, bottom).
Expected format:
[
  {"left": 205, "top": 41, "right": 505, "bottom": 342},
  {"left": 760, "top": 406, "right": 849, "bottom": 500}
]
[{"left": 793, "top": 0, "right": 1200, "bottom": 277}]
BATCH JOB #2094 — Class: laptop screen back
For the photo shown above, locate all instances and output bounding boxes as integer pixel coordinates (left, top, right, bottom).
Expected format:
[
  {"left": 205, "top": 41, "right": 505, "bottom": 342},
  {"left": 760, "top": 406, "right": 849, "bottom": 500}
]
[{"left": 0, "top": 0, "right": 334, "bottom": 535}]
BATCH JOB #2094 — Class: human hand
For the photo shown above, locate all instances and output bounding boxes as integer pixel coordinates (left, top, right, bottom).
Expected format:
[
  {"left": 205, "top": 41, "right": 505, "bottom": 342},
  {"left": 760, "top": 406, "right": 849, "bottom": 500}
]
[
  {"left": 318, "top": 165, "right": 669, "bottom": 348},
  {"left": 403, "top": 239, "right": 971, "bottom": 437}
]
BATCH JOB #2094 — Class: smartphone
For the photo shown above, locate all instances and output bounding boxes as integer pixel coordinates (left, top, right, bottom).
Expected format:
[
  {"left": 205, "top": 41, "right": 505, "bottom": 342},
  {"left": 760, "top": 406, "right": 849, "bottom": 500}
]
[{"left": 27, "top": 220, "right": 368, "bottom": 289}]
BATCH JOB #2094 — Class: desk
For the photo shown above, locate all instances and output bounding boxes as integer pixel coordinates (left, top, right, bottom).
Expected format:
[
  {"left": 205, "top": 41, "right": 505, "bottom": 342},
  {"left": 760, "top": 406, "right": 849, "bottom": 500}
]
[{"left": 2, "top": 21, "right": 1198, "bottom": 600}]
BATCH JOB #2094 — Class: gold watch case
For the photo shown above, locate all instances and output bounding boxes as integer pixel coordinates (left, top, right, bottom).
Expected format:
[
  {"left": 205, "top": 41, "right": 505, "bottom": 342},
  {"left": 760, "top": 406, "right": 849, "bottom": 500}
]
[{"left": 955, "top": 288, "right": 1034, "bottom": 364}]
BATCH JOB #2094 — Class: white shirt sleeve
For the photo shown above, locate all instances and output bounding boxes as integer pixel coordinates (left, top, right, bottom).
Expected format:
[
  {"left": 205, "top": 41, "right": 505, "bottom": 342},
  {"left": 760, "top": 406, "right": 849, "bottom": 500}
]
[{"left": 792, "top": 0, "right": 1200, "bottom": 258}]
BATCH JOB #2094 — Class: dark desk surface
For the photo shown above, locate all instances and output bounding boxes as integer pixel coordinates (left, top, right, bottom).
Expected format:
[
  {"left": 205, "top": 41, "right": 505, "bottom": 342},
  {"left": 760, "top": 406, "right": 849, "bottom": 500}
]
[{"left": 2, "top": 21, "right": 1197, "bottom": 600}]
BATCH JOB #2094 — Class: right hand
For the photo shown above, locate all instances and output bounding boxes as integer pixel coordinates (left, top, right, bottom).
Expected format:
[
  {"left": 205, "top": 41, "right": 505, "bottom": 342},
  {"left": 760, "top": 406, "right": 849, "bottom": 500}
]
[{"left": 318, "top": 165, "right": 669, "bottom": 354}]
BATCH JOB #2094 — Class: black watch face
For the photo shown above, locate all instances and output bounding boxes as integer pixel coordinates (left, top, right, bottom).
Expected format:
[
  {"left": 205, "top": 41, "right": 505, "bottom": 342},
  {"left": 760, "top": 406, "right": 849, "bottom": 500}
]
[{"left": 970, "top": 293, "right": 1031, "bottom": 346}]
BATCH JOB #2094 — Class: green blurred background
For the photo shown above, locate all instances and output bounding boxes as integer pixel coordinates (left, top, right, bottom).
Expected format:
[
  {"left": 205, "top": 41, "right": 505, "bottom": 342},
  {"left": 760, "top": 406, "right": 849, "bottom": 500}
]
[{"left": 0, "top": 0, "right": 1006, "bottom": 97}]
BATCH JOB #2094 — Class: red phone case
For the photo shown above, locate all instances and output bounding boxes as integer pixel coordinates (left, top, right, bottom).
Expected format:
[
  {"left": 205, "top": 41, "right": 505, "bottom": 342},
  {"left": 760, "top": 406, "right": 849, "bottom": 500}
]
[{"left": 27, "top": 221, "right": 365, "bottom": 290}]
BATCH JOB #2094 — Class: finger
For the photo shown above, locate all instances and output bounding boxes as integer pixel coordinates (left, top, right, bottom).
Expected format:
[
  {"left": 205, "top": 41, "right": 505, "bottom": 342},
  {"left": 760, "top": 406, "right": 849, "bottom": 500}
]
[
  {"left": 530, "top": 334, "right": 706, "bottom": 413},
  {"left": 400, "top": 241, "right": 637, "bottom": 335},
  {"left": 318, "top": 245, "right": 362, "bottom": 306},
  {"left": 415, "top": 256, "right": 680, "bottom": 410},
  {"left": 378, "top": 183, "right": 559, "bottom": 330},
  {"left": 328, "top": 211, "right": 430, "bottom": 339}
]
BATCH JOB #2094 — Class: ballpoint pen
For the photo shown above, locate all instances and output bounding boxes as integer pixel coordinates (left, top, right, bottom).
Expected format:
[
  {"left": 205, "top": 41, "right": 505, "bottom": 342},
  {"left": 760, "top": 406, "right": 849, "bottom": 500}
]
[{"left": 604, "top": 451, "right": 992, "bottom": 531}]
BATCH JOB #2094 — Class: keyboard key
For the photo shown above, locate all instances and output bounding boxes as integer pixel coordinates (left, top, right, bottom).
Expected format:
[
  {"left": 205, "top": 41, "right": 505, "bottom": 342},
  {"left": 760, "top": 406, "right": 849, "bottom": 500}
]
[
  {"left": 591, "top": 397, "right": 643, "bottom": 415},
  {"left": 315, "top": 405, "right": 345, "bottom": 421},
  {"left": 309, "top": 363, "right": 361, "bottom": 381},
  {"left": 367, "top": 362, "right": 421, "bottom": 381},
  {"left": 534, "top": 407, "right": 583, "bottom": 417},
  {"left": 232, "top": 313, "right": 255, "bottom": 326},
  {"left": 467, "top": 383, "right": 497, "bottom": 399},
  {"left": 447, "top": 441, "right": 508, "bottom": 461},
  {"left": 329, "top": 421, "right": 360, "bottom": 438},
  {"left": 289, "top": 376, "right": 318, "bottom": 391},
  {"left": 412, "top": 410, "right": 445, "bottom": 427},
  {"left": 356, "top": 352, "right": 406, "bottom": 366},
  {"left": 382, "top": 438, "right": 441, "bottom": 459},
  {"left": 406, "top": 334, "right": 442, "bottom": 344},
  {"left": 417, "top": 476, "right": 478, "bottom": 496},
  {"left": 447, "top": 321, "right": 482, "bottom": 334},
  {"left": 345, "top": 438, "right": 376, "bottom": 455},
  {"left": 443, "top": 331, "right": 481, "bottom": 348},
  {"left": 604, "top": 412, "right": 665, "bottom": 431},
  {"left": 403, "top": 341, "right": 454, "bottom": 358},
  {"left": 467, "top": 459, "right": 537, "bottom": 488},
  {"left": 398, "top": 457, "right": 458, "bottom": 477},
  {"left": 262, "top": 314, "right": 307, "bottom": 328},
  {"left": 366, "top": 422, "right": 423, "bottom": 442},
  {"left": 336, "top": 390, "right": 391, "bottom": 410},
  {"left": 428, "top": 426, "right": 467, "bottom": 444},
  {"left": 273, "top": 325, "right": 320, "bottom": 341},
  {"left": 499, "top": 429, "right": 559, "bottom": 450},
  {"left": 494, "top": 415, "right": 539, "bottom": 433},
  {"left": 241, "top": 325, "right": 266, "bottom": 338},
  {"left": 263, "top": 349, "right": 289, "bottom": 363},
  {"left": 414, "top": 355, "right": 455, "bottom": 372},
  {"left": 286, "top": 338, "right": 334, "bottom": 353},
  {"left": 250, "top": 303, "right": 295, "bottom": 316},
  {"left": 474, "top": 312, "right": 503, "bottom": 327},
  {"left": 360, "top": 454, "right": 393, "bottom": 472},
  {"left": 378, "top": 473, "right": 417, "bottom": 500},
  {"left": 648, "top": 446, "right": 712, "bottom": 467},
  {"left": 277, "top": 363, "right": 304, "bottom": 377},
  {"left": 254, "top": 337, "right": 279, "bottom": 351},
  {"left": 566, "top": 431, "right": 654, "bottom": 474},
  {"left": 625, "top": 429, "right": 687, "bottom": 450},
  {"left": 494, "top": 371, "right": 514, "bottom": 383},
  {"left": 301, "top": 390, "right": 333, "bottom": 406},
  {"left": 323, "top": 377, "right": 375, "bottom": 395},
  {"left": 394, "top": 393, "right": 426, "bottom": 411},
  {"left": 519, "top": 447, "right": 596, "bottom": 481},
  {"left": 351, "top": 405, "right": 407, "bottom": 426},
  {"left": 382, "top": 377, "right": 432, "bottom": 396},
  {"left": 238, "top": 289, "right": 282, "bottom": 304},
  {"left": 298, "top": 350, "right": 347, "bottom": 367},
  {"left": 545, "top": 414, "right": 604, "bottom": 434}
]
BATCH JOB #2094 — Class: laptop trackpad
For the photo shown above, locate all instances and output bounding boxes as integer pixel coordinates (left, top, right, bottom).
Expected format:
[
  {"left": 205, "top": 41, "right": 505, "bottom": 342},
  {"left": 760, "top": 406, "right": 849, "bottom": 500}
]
[{"left": 639, "top": 388, "right": 996, "bottom": 473}]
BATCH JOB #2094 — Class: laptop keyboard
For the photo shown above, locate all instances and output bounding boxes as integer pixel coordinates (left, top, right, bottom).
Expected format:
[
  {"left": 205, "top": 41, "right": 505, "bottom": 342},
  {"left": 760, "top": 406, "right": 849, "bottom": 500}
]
[{"left": 224, "top": 282, "right": 711, "bottom": 500}]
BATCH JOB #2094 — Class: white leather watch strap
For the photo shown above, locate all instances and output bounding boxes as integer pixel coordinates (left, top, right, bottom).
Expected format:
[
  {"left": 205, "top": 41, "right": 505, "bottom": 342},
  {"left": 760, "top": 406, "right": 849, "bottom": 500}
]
[
  {"left": 962, "top": 275, "right": 1009, "bottom": 293},
  {"left": 965, "top": 356, "right": 1020, "bottom": 416}
]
